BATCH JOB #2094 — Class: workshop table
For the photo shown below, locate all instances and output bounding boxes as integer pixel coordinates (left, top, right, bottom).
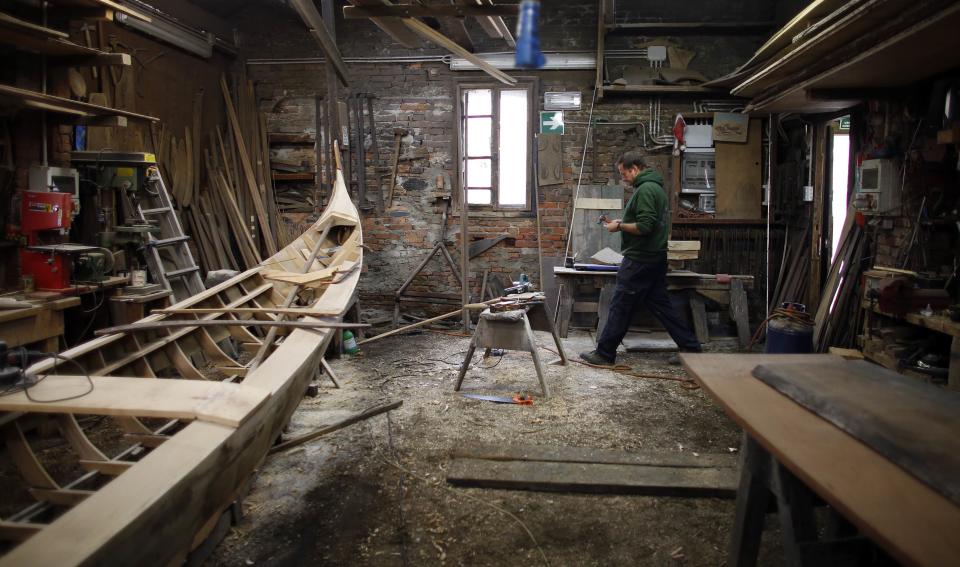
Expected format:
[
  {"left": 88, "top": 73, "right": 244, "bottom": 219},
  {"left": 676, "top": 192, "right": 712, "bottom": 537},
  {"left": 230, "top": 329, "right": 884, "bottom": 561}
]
[
  {"left": 0, "top": 297, "right": 80, "bottom": 351},
  {"left": 682, "top": 353, "right": 960, "bottom": 567},
  {"left": 108, "top": 289, "right": 173, "bottom": 325},
  {"left": 553, "top": 267, "right": 754, "bottom": 342}
]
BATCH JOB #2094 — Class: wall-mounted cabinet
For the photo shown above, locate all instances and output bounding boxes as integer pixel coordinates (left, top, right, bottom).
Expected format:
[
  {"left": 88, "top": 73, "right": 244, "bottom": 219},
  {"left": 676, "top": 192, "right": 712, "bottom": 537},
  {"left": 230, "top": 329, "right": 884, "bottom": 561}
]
[{"left": 670, "top": 113, "right": 764, "bottom": 223}]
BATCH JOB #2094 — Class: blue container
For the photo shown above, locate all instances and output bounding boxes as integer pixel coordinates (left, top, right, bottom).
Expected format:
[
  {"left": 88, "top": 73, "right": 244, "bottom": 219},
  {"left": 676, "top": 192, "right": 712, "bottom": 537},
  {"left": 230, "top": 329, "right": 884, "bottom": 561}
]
[
  {"left": 765, "top": 305, "right": 814, "bottom": 354},
  {"left": 515, "top": 1, "right": 545, "bottom": 69}
]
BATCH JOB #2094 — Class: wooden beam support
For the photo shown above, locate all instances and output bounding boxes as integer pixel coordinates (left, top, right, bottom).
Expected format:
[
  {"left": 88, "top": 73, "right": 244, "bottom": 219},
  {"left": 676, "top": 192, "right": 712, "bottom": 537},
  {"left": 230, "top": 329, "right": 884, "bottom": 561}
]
[
  {"left": 290, "top": 0, "right": 351, "bottom": 87},
  {"left": 344, "top": 4, "right": 519, "bottom": 17},
  {"left": 402, "top": 18, "right": 517, "bottom": 84},
  {"left": 94, "top": 318, "right": 369, "bottom": 336},
  {"left": 347, "top": 0, "right": 422, "bottom": 49}
]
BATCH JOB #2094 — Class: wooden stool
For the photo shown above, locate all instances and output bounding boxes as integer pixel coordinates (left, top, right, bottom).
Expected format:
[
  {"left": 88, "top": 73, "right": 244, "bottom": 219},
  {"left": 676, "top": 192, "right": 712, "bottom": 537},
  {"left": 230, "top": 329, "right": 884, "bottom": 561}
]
[{"left": 454, "top": 301, "right": 567, "bottom": 399}]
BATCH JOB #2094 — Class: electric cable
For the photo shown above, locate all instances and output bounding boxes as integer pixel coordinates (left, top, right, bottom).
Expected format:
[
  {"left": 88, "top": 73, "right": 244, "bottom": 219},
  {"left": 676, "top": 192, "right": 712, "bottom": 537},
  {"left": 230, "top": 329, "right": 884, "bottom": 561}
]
[
  {"left": 0, "top": 350, "right": 94, "bottom": 403},
  {"left": 562, "top": 86, "right": 598, "bottom": 262}
]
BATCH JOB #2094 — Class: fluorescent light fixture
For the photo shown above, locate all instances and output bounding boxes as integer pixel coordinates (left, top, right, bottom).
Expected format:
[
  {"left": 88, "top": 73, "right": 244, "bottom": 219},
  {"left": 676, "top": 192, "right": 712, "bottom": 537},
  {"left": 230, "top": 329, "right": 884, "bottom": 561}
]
[
  {"left": 450, "top": 52, "right": 596, "bottom": 70},
  {"left": 544, "top": 91, "right": 582, "bottom": 110},
  {"left": 116, "top": 12, "right": 213, "bottom": 59}
]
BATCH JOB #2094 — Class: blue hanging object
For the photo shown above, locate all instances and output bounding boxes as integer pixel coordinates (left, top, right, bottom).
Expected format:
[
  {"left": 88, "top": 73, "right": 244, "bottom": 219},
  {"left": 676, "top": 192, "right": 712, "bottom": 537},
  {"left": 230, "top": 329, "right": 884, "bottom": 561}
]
[{"left": 515, "top": 0, "right": 545, "bottom": 69}]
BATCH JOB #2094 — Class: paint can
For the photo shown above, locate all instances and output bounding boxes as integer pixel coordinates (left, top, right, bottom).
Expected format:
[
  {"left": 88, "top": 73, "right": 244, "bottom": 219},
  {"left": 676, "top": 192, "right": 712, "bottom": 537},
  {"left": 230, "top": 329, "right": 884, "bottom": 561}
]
[{"left": 130, "top": 270, "right": 147, "bottom": 287}]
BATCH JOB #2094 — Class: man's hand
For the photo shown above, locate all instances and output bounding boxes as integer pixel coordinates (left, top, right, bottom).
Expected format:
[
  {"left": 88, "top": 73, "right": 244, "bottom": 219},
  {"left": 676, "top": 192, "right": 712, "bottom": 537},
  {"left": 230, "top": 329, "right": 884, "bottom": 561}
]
[{"left": 604, "top": 218, "right": 622, "bottom": 233}]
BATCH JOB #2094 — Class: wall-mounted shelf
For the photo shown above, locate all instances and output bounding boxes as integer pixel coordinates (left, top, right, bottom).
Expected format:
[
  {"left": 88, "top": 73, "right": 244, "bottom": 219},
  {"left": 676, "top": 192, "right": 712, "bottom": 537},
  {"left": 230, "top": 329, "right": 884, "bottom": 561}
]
[
  {"left": 605, "top": 21, "right": 776, "bottom": 35},
  {"left": 54, "top": 0, "right": 152, "bottom": 22},
  {"left": 0, "top": 83, "right": 158, "bottom": 125},
  {"left": 0, "top": 11, "right": 131, "bottom": 66}
]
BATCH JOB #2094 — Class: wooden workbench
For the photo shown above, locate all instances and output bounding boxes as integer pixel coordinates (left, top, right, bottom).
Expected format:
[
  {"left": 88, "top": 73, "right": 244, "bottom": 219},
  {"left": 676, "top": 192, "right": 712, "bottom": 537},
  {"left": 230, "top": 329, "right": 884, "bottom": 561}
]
[
  {"left": 0, "top": 297, "right": 80, "bottom": 351},
  {"left": 682, "top": 353, "right": 960, "bottom": 566},
  {"left": 553, "top": 267, "right": 754, "bottom": 342}
]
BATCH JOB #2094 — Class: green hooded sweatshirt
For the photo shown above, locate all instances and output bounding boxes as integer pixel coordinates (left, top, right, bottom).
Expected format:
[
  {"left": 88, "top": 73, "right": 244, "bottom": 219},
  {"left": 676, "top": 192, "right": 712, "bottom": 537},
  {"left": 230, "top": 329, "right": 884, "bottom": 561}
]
[{"left": 621, "top": 168, "right": 669, "bottom": 262}]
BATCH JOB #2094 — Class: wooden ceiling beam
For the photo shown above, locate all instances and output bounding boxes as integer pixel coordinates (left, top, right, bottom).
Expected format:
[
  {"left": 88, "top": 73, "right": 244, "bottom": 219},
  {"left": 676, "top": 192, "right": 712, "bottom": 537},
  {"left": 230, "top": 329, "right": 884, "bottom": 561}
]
[
  {"left": 343, "top": 4, "right": 519, "bottom": 18},
  {"left": 401, "top": 17, "right": 517, "bottom": 84},
  {"left": 290, "top": 0, "right": 351, "bottom": 86},
  {"left": 347, "top": 0, "right": 423, "bottom": 49}
]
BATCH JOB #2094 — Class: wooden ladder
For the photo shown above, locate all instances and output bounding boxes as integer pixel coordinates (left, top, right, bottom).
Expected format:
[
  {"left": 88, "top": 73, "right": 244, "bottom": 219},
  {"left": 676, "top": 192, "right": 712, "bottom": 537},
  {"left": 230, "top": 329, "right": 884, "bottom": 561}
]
[{"left": 134, "top": 165, "right": 205, "bottom": 301}]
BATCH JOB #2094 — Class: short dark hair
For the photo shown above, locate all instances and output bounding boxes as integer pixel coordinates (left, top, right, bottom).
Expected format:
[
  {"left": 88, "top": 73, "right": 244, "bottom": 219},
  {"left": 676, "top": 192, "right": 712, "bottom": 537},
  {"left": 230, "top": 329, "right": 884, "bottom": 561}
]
[{"left": 616, "top": 151, "right": 647, "bottom": 170}]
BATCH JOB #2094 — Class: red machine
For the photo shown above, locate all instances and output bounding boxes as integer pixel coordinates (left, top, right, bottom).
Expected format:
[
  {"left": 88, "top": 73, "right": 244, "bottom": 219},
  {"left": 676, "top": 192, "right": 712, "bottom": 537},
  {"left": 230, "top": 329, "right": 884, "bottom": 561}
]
[{"left": 20, "top": 191, "right": 75, "bottom": 290}]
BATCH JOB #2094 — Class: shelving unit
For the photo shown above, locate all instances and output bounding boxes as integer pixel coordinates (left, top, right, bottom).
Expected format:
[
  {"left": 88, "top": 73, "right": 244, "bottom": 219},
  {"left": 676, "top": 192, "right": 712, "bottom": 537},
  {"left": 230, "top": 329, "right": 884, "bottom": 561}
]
[
  {"left": 594, "top": 1, "right": 762, "bottom": 100},
  {"left": 0, "top": 11, "right": 131, "bottom": 66},
  {"left": 53, "top": 0, "right": 152, "bottom": 22}
]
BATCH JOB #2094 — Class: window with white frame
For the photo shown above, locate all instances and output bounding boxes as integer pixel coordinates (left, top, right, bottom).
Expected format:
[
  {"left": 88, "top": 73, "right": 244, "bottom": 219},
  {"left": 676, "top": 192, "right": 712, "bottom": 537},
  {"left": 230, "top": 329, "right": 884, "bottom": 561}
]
[{"left": 459, "top": 84, "right": 533, "bottom": 210}]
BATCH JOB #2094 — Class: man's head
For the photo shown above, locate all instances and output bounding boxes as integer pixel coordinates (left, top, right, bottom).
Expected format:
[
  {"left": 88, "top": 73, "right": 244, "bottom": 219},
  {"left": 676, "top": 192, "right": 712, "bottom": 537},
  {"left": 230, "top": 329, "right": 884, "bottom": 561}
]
[{"left": 616, "top": 151, "right": 647, "bottom": 185}]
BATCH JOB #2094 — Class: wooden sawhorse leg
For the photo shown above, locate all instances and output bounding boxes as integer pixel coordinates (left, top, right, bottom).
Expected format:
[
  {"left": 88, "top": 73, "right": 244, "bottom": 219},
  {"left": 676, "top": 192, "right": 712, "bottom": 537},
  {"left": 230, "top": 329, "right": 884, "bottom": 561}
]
[
  {"left": 523, "top": 316, "right": 550, "bottom": 398},
  {"left": 454, "top": 334, "right": 479, "bottom": 392},
  {"left": 319, "top": 358, "right": 341, "bottom": 389},
  {"left": 729, "top": 433, "right": 878, "bottom": 567}
]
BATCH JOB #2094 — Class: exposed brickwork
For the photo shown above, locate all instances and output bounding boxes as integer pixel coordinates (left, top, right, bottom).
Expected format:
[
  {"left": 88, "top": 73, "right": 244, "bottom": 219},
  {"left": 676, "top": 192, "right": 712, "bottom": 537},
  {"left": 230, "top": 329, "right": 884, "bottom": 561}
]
[{"left": 239, "top": 1, "right": 774, "bottom": 311}]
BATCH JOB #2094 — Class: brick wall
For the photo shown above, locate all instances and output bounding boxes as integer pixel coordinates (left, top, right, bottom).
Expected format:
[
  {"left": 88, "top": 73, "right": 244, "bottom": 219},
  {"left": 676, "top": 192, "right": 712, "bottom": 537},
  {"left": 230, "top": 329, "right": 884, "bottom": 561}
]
[{"left": 238, "top": 0, "right": 772, "bottom": 311}]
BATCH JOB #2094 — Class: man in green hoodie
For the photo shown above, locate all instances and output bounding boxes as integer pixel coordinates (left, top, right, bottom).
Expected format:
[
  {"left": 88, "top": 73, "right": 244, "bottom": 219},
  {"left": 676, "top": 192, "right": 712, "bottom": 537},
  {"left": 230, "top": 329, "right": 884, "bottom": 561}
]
[{"left": 580, "top": 151, "right": 702, "bottom": 366}]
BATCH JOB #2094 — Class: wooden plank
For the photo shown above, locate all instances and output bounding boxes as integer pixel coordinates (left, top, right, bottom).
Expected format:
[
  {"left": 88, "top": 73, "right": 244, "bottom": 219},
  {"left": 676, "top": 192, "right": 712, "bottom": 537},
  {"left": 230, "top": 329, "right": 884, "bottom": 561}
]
[
  {"left": 29, "top": 488, "right": 95, "bottom": 507},
  {"left": 290, "top": 0, "right": 351, "bottom": 86},
  {"left": 681, "top": 353, "right": 960, "bottom": 567},
  {"left": 347, "top": 0, "right": 422, "bottom": 48},
  {"left": 0, "top": 84, "right": 157, "bottom": 121},
  {"left": 95, "top": 318, "right": 368, "bottom": 336},
  {"left": 575, "top": 197, "right": 622, "bottom": 209},
  {"left": 0, "top": 522, "right": 42, "bottom": 542},
  {"left": 753, "top": 360, "right": 960, "bottom": 506},
  {"left": 56, "top": 0, "right": 152, "bottom": 22},
  {"left": 0, "top": 376, "right": 271, "bottom": 428},
  {"left": 453, "top": 443, "right": 738, "bottom": 469},
  {"left": 401, "top": 18, "right": 517, "bottom": 85},
  {"left": 219, "top": 75, "right": 278, "bottom": 256},
  {"left": 715, "top": 118, "right": 762, "bottom": 220},
  {"left": 77, "top": 459, "right": 134, "bottom": 475},
  {"left": 446, "top": 458, "right": 738, "bottom": 497},
  {"left": 690, "top": 295, "right": 709, "bottom": 343},
  {"left": 156, "top": 306, "right": 340, "bottom": 317}
]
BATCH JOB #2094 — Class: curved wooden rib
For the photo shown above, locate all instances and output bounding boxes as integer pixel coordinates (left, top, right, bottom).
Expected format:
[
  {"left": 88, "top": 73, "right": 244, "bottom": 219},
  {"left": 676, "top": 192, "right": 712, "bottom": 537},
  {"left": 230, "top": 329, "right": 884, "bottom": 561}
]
[
  {"left": 55, "top": 415, "right": 108, "bottom": 462},
  {"left": 3, "top": 422, "right": 58, "bottom": 490}
]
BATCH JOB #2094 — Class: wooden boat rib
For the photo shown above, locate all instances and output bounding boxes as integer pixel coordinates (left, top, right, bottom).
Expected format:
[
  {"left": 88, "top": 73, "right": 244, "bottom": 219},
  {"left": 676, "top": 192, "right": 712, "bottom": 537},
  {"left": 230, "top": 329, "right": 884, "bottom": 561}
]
[{"left": 0, "top": 168, "right": 361, "bottom": 565}]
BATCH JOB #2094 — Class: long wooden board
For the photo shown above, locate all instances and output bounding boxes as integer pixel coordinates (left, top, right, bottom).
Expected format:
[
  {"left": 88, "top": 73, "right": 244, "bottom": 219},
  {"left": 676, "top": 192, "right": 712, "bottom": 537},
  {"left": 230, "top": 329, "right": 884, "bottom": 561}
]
[
  {"left": 453, "top": 443, "right": 738, "bottom": 469},
  {"left": 681, "top": 353, "right": 960, "bottom": 567},
  {"left": 0, "top": 376, "right": 270, "bottom": 427},
  {"left": 446, "top": 458, "right": 737, "bottom": 497},
  {"left": 753, "top": 360, "right": 960, "bottom": 507}
]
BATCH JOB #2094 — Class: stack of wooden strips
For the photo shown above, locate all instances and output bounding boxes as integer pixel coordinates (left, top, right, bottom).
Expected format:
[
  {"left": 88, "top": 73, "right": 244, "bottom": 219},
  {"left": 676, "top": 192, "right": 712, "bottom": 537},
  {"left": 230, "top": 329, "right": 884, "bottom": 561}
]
[
  {"left": 770, "top": 223, "right": 811, "bottom": 311},
  {"left": 813, "top": 208, "right": 869, "bottom": 352},
  {"left": 155, "top": 73, "right": 300, "bottom": 276}
]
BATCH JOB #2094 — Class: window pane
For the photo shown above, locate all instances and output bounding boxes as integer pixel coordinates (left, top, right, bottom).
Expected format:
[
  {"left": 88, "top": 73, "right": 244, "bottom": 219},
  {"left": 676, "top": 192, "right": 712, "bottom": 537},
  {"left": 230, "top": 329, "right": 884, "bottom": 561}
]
[
  {"left": 466, "top": 159, "right": 491, "bottom": 187},
  {"left": 498, "top": 89, "right": 528, "bottom": 206},
  {"left": 465, "top": 89, "right": 492, "bottom": 116},
  {"left": 468, "top": 189, "right": 492, "bottom": 205},
  {"left": 466, "top": 117, "right": 491, "bottom": 157}
]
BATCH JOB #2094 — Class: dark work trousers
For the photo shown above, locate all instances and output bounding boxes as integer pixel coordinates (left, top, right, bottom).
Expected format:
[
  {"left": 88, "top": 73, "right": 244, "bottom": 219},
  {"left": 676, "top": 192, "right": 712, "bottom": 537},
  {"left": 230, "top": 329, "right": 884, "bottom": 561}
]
[{"left": 596, "top": 256, "right": 701, "bottom": 362}]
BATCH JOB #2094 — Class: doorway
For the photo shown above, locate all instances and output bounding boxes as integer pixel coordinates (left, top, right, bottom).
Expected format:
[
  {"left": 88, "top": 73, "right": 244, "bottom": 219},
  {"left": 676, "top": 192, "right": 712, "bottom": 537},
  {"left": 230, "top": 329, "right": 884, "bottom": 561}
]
[{"left": 829, "top": 117, "right": 851, "bottom": 262}]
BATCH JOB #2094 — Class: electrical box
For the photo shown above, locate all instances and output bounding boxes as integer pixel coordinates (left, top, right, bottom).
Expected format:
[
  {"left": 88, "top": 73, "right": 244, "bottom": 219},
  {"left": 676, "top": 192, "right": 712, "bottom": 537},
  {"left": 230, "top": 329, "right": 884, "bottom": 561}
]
[
  {"left": 681, "top": 150, "right": 716, "bottom": 193},
  {"left": 854, "top": 158, "right": 899, "bottom": 214},
  {"left": 29, "top": 165, "right": 78, "bottom": 197}
]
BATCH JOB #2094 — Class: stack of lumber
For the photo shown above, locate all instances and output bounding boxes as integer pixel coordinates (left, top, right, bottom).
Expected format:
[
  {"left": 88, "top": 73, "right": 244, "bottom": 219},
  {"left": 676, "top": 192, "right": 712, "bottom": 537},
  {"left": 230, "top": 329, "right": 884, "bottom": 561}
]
[
  {"left": 770, "top": 223, "right": 811, "bottom": 310},
  {"left": 154, "top": 73, "right": 292, "bottom": 275},
  {"left": 813, "top": 212, "right": 868, "bottom": 352}
]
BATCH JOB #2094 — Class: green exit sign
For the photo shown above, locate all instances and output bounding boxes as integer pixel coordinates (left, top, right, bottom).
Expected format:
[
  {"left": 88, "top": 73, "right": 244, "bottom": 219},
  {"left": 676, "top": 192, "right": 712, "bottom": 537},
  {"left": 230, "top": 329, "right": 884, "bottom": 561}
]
[{"left": 540, "top": 111, "right": 564, "bottom": 134}]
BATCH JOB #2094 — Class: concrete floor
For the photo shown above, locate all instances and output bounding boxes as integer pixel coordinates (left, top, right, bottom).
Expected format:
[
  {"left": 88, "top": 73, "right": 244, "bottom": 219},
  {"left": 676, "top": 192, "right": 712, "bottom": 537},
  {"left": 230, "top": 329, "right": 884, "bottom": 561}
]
[{"left": 207, "top": 328, "right": 786, "bottom": 566}]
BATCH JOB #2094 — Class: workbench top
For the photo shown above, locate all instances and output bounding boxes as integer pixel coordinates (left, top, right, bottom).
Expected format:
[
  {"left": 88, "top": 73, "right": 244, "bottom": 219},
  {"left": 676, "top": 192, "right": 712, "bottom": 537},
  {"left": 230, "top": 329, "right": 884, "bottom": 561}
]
[{"left": 682, "top": 353, "right": 960, "bottom": 567}]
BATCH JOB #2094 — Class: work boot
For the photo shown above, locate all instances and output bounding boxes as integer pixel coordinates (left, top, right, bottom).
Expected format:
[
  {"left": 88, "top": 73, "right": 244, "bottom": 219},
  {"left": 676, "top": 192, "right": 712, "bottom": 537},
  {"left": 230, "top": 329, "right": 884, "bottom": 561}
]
[{"left": 580, "top": 350, "right": 614, "bottom": 367}]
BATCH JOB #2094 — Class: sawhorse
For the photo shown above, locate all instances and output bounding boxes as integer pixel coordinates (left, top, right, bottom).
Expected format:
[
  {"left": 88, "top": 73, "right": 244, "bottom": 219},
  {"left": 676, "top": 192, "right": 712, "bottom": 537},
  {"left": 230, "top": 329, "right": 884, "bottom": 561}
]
[{"left": 454, "top": 299, "right": 567, "bottom": 399}]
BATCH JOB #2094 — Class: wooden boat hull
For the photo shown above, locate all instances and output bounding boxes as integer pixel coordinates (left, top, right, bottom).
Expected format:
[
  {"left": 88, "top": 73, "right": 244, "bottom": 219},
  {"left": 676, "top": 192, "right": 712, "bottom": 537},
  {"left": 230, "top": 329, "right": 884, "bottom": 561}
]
[{"left": 0, "top": 171, "right": 361, "bottom": 565}]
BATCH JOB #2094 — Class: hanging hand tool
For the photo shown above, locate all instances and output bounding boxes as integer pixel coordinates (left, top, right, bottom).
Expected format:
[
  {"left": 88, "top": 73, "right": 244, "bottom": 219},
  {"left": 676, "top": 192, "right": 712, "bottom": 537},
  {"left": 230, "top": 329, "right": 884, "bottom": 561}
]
[{"left": 386, "top": 128, "right": 408, "bottom": 208}]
